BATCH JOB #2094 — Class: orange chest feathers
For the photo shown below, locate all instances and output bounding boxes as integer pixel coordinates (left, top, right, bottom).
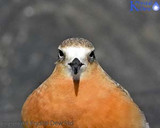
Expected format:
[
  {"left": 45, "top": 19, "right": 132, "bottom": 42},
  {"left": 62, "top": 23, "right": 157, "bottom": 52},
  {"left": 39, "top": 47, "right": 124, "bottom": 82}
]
[{"left": 22, "top": 75, "right": 144, "bottom": 128}]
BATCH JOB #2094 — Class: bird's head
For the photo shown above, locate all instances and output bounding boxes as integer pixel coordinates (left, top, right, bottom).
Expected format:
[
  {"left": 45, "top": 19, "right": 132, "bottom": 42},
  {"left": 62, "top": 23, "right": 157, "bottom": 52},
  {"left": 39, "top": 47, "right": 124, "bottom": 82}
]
[{"left": 56, "top": 38, "right": 96, "bottom": 80}]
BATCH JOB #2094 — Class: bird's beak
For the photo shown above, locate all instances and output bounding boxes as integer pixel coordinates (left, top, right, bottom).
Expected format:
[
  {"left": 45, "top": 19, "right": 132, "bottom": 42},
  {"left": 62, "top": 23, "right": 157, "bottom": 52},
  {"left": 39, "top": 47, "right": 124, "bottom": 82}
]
[{"left": 68, "top": 58, "right": 84, "bottom": 75}]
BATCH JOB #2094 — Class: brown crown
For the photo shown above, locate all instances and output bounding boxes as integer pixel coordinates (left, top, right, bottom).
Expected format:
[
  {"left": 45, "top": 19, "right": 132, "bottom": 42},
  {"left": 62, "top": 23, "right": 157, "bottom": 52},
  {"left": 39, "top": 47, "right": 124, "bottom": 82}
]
[{"left": 59, "top": 38, "right": 94, "bottom": 49}]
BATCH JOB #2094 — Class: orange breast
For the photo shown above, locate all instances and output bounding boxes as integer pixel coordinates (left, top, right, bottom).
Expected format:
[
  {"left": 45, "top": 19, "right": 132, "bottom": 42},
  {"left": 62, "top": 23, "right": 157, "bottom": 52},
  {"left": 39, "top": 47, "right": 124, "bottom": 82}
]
[{"left": 21, "top": 64, "right": 144, "bottom": 128}]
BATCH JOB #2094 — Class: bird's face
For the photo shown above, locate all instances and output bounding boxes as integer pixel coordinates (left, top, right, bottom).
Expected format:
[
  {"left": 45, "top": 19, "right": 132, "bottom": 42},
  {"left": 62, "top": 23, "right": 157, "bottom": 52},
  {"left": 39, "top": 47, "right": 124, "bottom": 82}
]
[{"left": 57, "top": 44, "right": 95, "bottom": 79}]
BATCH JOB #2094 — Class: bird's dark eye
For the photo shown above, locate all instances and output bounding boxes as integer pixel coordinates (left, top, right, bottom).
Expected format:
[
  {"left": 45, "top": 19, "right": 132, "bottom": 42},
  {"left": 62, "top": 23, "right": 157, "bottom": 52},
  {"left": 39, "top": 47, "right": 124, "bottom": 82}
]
[
  {"left": 58, "top": 49, "right": 64, "bottom": 59},
  {"left": 88, "top": 51, "right": 95, "bottom": 63},
  {"left": 89, "top": 51, "right": 95, "bottom": 59}
]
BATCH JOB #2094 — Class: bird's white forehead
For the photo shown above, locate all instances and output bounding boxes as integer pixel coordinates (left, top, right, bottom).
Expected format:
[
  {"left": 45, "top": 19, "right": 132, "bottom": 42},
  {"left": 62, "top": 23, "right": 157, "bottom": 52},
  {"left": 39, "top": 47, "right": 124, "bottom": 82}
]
[{"left": 62, "top": 47, "right": 93, "bottom": 61}]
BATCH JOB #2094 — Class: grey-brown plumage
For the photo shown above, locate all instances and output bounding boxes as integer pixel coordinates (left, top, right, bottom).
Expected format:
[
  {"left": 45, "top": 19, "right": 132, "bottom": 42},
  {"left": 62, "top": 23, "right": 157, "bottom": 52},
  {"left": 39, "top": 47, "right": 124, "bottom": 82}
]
[{"left": 59, "top": 38, "right": 94, "bottom": 48}]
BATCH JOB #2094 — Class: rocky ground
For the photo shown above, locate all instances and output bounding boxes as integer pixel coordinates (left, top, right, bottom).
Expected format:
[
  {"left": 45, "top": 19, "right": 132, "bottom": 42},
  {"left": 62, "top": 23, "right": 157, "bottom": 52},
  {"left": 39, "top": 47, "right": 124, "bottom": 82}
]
[{"left": 0, "top": 0, "right": 160, "bottom": 128}]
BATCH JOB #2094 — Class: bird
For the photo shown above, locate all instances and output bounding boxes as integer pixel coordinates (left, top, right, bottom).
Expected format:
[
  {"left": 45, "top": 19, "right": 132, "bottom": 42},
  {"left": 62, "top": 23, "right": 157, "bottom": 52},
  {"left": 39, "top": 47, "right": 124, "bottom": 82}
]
[{"left": 21, "top": 38, "right": 149, "bottom": 128}]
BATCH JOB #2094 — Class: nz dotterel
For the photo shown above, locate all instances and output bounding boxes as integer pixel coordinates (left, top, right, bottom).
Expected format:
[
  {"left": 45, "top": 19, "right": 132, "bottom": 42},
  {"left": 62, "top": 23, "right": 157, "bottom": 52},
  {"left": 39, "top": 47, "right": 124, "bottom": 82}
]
[{"left": 22, "top": 38, "right": 149, "bottom": 128}]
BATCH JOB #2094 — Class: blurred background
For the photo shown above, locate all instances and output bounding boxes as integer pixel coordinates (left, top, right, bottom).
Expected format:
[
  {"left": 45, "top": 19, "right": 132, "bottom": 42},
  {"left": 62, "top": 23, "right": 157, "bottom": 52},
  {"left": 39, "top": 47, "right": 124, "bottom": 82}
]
[{"left": 0, "top": 0, "right": 160, "bottom": 127}]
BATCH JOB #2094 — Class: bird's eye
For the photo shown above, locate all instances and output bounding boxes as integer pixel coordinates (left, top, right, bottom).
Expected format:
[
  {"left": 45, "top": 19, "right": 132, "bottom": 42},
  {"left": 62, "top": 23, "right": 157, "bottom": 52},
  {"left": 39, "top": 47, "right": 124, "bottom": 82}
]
[
  {"left": 89, "top": 51, "right": 95, "bottom": 59},
  {"left": 58, "top": 50, "right": 64, "bottom": 59},
  {"left": 88, "top": 51, "right": 95, "bottom": 63}
]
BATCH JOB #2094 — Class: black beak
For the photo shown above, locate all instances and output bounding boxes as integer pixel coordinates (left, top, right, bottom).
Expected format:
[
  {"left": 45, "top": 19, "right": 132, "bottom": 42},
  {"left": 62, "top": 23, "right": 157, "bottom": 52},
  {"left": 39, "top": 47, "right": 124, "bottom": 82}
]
[{"left": 68, "top": 58, "right": 84, "bottom": 75}]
